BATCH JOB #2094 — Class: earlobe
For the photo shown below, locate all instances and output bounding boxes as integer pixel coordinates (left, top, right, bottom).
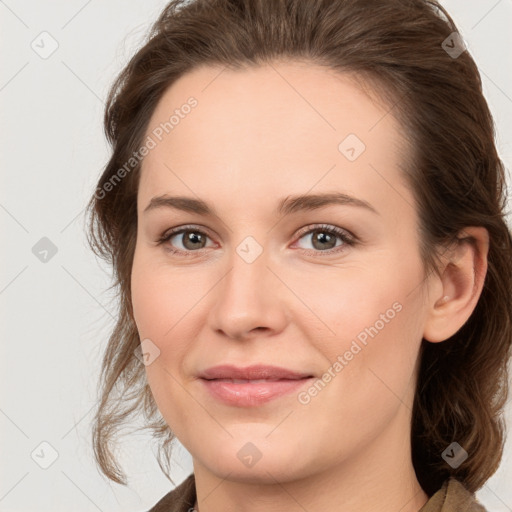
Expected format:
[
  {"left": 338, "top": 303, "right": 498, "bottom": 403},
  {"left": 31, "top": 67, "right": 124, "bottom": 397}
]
[{"left": 423, "top": 227, "right": 489, "bottom": 343}]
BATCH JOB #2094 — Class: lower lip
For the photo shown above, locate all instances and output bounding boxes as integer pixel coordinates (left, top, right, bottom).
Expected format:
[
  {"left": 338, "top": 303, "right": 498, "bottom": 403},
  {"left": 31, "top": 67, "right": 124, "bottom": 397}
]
[{"left": 200, "top": 378, "right": 314, "bottom": 407}]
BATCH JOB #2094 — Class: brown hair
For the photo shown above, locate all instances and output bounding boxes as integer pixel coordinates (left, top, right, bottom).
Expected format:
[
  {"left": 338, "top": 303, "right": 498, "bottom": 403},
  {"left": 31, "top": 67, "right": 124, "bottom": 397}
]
[{"left": 86, "top": 0, "right": 512, "bottom": 496}]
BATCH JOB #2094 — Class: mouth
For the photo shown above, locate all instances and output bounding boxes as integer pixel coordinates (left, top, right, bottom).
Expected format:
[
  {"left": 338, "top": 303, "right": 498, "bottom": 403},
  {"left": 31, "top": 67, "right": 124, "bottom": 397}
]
[
  {"left": 199, "top": 364, "right": 314, "bottom": 381},
  {"left": 203, "top": 377, "right": 310, "bottom": 383},
  {"left": 200, "top": 376, "right": 315, "bottom": 407}
]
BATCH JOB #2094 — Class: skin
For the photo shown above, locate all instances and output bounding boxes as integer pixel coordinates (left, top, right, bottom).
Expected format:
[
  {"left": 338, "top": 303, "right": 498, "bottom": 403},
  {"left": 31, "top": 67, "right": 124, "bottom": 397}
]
[{"left": 131, "top": 61, "right": 489, "bottom": 512}]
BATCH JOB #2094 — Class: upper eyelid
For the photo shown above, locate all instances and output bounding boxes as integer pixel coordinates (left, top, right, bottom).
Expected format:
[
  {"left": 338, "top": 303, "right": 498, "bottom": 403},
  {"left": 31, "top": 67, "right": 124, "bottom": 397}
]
[
  {"left": 295, "top": 223, "right": 354, "bottom": 238},
  {"left": 161, "top": 224, "right": 214, "bottom": 240}
]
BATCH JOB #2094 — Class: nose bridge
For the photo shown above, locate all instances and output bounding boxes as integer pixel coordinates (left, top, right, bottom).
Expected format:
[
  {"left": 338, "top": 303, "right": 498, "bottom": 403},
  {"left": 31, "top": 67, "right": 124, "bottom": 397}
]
[
  {"left": 208, "top": 235, "right": 287, "bottom": 339},
  {"left": 222, "top": 237, "right": 272, "bottom": 312}
]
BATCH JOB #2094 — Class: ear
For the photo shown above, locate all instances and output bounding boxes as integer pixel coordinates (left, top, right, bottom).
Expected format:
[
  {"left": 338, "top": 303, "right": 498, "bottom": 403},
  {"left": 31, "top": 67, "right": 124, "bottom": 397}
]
[{"left": 423, "top": 226, "right": 489, "bottom": 343}]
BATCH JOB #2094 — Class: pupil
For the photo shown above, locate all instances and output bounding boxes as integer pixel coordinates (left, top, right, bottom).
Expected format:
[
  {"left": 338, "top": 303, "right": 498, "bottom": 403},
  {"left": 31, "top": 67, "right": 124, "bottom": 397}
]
[
  {"left": 314, "top": 231, "right": 334, "bottom": 249},
  {"left": 185, "top": 232, "right": 203, "bottom": 249}
]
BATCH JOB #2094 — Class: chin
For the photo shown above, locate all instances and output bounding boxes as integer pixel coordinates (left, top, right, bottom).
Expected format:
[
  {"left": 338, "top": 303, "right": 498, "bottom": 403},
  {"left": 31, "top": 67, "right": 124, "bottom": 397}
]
[{"left": 195, "top": 440, "right": 313, "bottom": 484}]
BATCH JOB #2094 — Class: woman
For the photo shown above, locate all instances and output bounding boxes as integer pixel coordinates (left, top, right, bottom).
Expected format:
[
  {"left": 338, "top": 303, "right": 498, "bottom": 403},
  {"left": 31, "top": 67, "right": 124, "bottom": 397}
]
[{"left": 86, "top": 0, "right": 512, "bottom": 511}]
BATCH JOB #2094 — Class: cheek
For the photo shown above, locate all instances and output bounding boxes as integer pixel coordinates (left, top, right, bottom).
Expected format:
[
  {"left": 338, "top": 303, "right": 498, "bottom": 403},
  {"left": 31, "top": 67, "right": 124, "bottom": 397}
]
[
  {"left": 130, "top": 254, "right": 205, "bottom": 389},
  {"left": 131, "top": 251, "right": 182, "bottom": 339},
  {"left": 131, "top": 258, "right": 192, "bottom": 423},
  {"left": 131, "top": 270, "right": 163, "bottom": 337},
  {"left": 289, "top": 264, "right": 403, "bottom": 347},
  {"left": 295, "top": 259, "right": 424, "bottom": 397}
]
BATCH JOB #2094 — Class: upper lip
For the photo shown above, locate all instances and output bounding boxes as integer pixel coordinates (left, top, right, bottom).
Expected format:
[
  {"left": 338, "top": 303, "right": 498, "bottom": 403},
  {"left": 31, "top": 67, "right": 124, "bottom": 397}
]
[{"left": 199, "top": 364, "right": 314, "bottom": 380}]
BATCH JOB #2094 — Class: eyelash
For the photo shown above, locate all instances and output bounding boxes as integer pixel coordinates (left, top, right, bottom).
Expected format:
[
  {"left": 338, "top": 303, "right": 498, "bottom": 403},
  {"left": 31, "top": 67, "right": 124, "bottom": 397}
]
[{"left": 156, "top": 223, "right": 357, "bottom": 258}]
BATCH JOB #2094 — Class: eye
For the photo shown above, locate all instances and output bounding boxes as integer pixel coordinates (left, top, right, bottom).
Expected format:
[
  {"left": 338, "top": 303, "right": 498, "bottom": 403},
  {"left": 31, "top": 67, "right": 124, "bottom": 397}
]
[
  {"left": 157, "top": 223, "right": 356, "bottom": 257},
  {"left": 157, "top": 225, "right": 214, "bottom": 256},
  {"left": 293, "top": 223, "right": 355, "bottom": 256}
]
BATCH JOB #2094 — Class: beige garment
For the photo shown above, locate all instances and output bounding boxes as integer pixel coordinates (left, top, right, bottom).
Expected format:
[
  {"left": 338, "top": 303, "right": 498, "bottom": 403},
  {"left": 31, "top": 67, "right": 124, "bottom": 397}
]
[
  {"left": 419, "top": 478, "right": 487, "bottom": 512},
  {"left": 147, "top": 473, "right": 487, "bottom": 512}
]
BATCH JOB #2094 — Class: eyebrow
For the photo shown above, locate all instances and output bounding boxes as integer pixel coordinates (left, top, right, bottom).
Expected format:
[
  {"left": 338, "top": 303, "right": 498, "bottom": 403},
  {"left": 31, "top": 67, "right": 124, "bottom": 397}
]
[{"left": 143, "top": 192, "right": 379, "bottom": 217}]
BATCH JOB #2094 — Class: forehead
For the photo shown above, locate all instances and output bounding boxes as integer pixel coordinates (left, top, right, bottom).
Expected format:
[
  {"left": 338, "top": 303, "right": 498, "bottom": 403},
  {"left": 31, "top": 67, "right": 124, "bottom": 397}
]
[{"left": 138, "top": 61, "right": 412, "bottom": 218}]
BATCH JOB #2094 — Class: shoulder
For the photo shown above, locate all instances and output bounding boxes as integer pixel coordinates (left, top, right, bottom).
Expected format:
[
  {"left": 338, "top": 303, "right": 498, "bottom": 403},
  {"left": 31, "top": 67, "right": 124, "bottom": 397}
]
[
  {"left": 147, "top": 473, "right": 196, "bottom": 512},
  {"left": 420, "top": 477, "right": 488, "bottom": 512}
]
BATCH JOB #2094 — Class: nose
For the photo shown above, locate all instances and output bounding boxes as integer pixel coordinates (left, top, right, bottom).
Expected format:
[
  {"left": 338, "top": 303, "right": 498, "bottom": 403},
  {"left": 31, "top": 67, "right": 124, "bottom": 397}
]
[{"left": 207, "top": 244, "right": 289, "bottom": 341}]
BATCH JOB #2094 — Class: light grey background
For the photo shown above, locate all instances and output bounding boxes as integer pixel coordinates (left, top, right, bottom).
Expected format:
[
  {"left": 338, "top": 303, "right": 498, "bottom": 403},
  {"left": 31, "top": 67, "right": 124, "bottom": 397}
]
[{"left": 1, "top": 1, "right": 511, "bottom": 511}]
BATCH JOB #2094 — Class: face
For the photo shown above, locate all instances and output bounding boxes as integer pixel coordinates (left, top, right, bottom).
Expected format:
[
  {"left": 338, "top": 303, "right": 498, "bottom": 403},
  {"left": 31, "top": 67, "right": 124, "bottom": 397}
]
[{"left": 131, "top": 61, "right": 430, "bottom": 483}]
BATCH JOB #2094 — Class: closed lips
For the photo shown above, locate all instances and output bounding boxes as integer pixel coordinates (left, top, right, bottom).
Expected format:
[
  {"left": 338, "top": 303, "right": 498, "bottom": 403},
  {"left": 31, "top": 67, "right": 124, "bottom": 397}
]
[
  {"left": 208, "top": 378, "right": 302, "bottom": 383},
  {"left": 199, "top": 367, "right": 316, "bottom": 407},
  {"left": 199, "top": 364, "right": 314, "bottom": 381}
]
